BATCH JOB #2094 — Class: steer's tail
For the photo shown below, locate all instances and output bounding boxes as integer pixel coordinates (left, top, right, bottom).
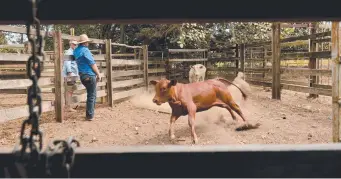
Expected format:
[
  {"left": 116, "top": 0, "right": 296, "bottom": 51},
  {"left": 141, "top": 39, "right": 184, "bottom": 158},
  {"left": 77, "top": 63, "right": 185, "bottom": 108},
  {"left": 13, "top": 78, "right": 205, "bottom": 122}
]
[{"left": 215, "top": 77, "right": 248, "bottom": 100}]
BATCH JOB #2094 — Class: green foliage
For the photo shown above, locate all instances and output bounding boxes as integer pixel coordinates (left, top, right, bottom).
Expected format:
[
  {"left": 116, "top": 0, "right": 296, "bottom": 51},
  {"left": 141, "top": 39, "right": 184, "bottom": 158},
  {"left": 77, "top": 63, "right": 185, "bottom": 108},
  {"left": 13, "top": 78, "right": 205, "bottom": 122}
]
[
  {"left": 0, "top": 32, "right": 19, "bottom": 53},
  {"left": 3, "top": 22, "right": 329, "bottom": 52}
]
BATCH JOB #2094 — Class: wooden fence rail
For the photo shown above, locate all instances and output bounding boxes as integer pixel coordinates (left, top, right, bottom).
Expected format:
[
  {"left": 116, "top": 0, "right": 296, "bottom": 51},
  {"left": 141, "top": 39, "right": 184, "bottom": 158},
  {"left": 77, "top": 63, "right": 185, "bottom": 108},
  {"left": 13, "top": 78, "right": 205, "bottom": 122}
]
[
  {"left": 0, "top": 24, "right": 336, "bottom": 124},
  {"left": 206, "top": 26, "right": 333, "bottom": 99},
  {"left": 0, "top": 27, "right": 150, "bottom": 123}
]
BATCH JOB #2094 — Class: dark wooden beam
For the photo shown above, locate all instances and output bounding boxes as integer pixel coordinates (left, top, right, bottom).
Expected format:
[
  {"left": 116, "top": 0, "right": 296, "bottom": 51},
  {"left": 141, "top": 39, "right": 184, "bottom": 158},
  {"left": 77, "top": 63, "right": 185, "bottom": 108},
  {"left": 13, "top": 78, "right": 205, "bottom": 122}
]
[
  {"left": 1, "top": 0, "right": 341, "bottom": 24},
  {"left": 1, "top": 144, "right": 341, "bottom": 177}
]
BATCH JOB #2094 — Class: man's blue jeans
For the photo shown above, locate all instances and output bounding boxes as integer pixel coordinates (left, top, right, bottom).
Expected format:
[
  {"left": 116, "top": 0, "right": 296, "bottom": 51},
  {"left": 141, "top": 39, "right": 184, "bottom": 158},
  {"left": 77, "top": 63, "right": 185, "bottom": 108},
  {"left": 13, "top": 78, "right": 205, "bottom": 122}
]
[{"left": 80, "top": 74, "right": 97, "bottom": 120}]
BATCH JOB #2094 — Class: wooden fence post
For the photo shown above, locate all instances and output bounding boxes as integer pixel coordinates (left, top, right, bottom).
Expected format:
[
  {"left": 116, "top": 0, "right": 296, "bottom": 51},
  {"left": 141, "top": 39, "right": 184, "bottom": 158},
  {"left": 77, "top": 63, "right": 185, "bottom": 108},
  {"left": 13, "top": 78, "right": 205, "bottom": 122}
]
[
  {"left": 308, "top": 22, "right": 318, "bottom": 98},
  {"left": 235, "top": 44, "right": 239, "bottom": 77},
  {"left": 53, "top": 30, "right": 64, "bottom": 122},
  {"left": 262, "top": 46, "right": 266, "bottom": 79},
  {"left": 99, "top": 59, "right": 107, "bottom": 104},
  {"left": 271, "top": 22, "right": 281, "bottom": 100},
  {"left": 106, "top": 39, "right": 113, "bottom": 107},
  {"left": 143, "top": 45, "right": 149, "bottom": 91},
  {"left": 240, "top": 44, "right": 245, "bottom": 80},
  {"left": 331, "top": 22, "right": 340, "bottom": 143}
]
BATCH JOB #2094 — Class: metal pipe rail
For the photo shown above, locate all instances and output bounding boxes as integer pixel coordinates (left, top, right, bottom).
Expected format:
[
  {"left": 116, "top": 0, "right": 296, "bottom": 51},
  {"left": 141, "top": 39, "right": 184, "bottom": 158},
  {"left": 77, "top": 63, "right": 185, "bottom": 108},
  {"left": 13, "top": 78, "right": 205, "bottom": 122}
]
[{"left": 1, "top": 144, "right": 341, "bottom": 177}]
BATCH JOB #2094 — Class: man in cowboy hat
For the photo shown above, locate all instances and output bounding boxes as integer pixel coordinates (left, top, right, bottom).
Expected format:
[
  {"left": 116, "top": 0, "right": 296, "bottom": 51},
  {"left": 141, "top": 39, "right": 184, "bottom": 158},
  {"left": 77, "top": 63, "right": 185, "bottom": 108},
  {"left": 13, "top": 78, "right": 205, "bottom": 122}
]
[
  {"left": 63, "top": 39, "right": 79, "bottom": 112},
  {"left": 73, "top": 34, "right": 101, "bottom": 121}
]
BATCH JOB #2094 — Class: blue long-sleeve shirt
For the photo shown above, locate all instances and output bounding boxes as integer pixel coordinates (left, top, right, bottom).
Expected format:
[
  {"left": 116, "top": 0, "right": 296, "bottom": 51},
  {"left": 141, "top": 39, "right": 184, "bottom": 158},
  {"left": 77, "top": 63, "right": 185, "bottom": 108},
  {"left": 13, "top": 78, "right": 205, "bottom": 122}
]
[
  {"left": 73, "top": 45, "right": 96, "bottom": 76},
  {"left": 62, "top": 48, "right": 79, "bottom": 77}
]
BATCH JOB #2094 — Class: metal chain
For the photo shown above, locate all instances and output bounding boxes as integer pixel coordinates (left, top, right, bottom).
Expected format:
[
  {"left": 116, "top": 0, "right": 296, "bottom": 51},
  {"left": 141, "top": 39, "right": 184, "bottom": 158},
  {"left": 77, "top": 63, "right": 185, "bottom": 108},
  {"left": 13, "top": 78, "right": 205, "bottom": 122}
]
[
  {"left": 45, "top": 137, "right": 80, "bottom": 177},
  {"left": 3, "top": 1, "right": 81, "bottom": 177},
  {"left": 19, "top": 0, "right": 45, "bottom": 158}
]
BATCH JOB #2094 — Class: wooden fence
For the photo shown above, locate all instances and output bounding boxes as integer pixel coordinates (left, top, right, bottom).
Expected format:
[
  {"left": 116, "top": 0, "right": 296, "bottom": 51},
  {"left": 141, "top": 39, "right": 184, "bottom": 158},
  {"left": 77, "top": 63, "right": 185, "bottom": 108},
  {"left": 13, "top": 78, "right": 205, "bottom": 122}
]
[
  {"left": 206, "top": 27, "right": 333, "bottom": 98},
  {"left": 165, "top": 49, "right": 208, "bottom": 82},
  {"left": 0, "top": 24, "right": 335, "bottom": 123},
  {"left": 0, "top": 26, "right": 150, "bottom": 123},
  {"left": 206, "top": 45, "right": 239, "bottom": 80}
]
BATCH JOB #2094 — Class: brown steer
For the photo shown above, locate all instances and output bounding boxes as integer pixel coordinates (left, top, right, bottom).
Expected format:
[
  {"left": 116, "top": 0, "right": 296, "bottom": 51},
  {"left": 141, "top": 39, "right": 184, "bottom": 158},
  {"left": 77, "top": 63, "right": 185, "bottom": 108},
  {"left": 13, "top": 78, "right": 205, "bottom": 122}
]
[{"left": 150, "top": 77, "right": 259, "bottom": 144}]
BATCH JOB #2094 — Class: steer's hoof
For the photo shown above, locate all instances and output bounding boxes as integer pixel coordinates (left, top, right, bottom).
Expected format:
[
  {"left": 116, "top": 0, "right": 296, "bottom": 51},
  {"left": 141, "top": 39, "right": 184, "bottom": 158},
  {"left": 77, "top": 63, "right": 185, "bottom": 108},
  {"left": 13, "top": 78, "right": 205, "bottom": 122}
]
[
  {"left": 235, "top": 122, "right": 261, "bottom": 131},
  {"left": 192, "top": 138, "right": 198, "bottom": 144}
]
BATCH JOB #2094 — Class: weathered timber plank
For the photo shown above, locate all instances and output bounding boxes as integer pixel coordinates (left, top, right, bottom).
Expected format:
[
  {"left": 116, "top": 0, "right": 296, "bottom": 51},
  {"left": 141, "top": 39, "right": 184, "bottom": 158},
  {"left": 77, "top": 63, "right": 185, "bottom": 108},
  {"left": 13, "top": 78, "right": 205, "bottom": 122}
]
[
  {"left": 71, "top": 90, "right": 107, "bottom": 104},
  {"left": 281, "top": 23, "right": 309, "bottom": 28},
  {"left": 106, "top": 39, "right": 114, "bottom": 107},
  {"left": 112, "top": 78, "right": 144, "bottom": 89},
  {"left": 0, "top": 64, "right": 26, "bottom": 69},
  {"left": 168, "top": 58, "right": 208, "bottom": 62},
  {"left": 148, "top": 68, "right": 166, "bottom": 73},
  {"left": 112, "top": 70, "right": 143, "bottom": 78},
  {"left": 207, "top": 74, "right": 236, "bottom": 79},
  {"left": 169, "top": 73, "right": 182, "bottom": 77},
  {"left": 0, "top": 77, "right": 53, "bottom": 89},
  {"left": 207, "top": 67, "right": 237, "bottom": 71},
  {"left": 96, "top": 62, "right": 106, "bottom": 67},
  {"left": 111, "top": 59, "right": 142, "bottom": 67},
  {"left": 73, "top": 82, "right": 107, "bottom": 91},
  {"left": 148, "top": 61, "right": 166, "bottom": 65},
  {"left": 168, "top": 49, "right": 207, "bottom": 52},
  {"left": 0, "top": 25, "right": 47, "bottom": 37},
  {"left": 312, "top": 84, "right": 332, "bottom": 89},
  {"left": 148, "top": 76, "right": 166, "bottom": 81},
  {"left": 280, "top": 80, "right": 308, "bottom": 86},
  {"left": 112, "top": 53, "right": 135, "bottom": 57},
  {"left": 0, "top": 88, "right": 27, "bottom": 94},
  {"left": 245, "top": 78, "right": 332, "bottom": 96},
  {"left": 246, "top": 79, "right": 272, "bottom": 87},
  {"left": 41, "top": 72, "right": 57, "bottom": 77},
  {"left": 282, "top": 84, "right": 331, "bottom": 96},
  {"left": 244, "top": 68, "right": 331, "bottom": 76},
  {"left": 272, "top": 22, "right": 282, "bottom": 100},
  {"left": 0, "top": 71, "right": 26, "bottom": 75},
  {"left": 142, "top": 45, "right": 149, "bottom": 91},
  {"left": 331, "top": 22, "right": 340, "bottom": 142},
  {"left": 281, "top": 51, "right": 331, "bottom": 59},
  {"left": 54, "top": 31, "right": 64, "bottom": 122},
  {"left": 311, "top": 38, "right": 331, "bottom": 43},
  {"left": 111, "top": 43, "right": 142, "bottom": 49},
  {"left": 245, "top": 58, "right": 266, "bottom": 61},
  {"left": 0, "top": 53, "right": 30, "bottom": 62},
  {"left": 207, "top": 57, "right": 239, "bottom": 61},
  {"left": 93, "top": 55, "right": 105, "bottom": 61},
  {"left": 0, "top": 44, "right": 25, "bottom": 48},
  {"left": 112, "top": 87, "right": 145, "bottom": 101},
  {"left": 0, "top": 101, "right": 54, "bottom": 123},
  {"left": 0, "top": 63, "right": 53, "bottom": 70}
]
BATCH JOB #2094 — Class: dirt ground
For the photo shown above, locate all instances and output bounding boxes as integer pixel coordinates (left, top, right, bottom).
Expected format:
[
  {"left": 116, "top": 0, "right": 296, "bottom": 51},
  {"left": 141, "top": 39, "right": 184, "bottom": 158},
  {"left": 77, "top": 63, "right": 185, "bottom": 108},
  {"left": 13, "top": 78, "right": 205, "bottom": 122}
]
[{"left": 0, "top": 82, "right": 333, "bottom": 149}]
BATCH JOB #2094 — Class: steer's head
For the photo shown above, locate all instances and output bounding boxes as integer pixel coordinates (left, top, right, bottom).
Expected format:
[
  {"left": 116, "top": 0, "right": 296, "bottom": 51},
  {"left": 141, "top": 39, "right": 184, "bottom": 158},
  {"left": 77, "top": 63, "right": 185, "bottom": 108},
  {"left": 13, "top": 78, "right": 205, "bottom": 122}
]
[
  {"left": 190, "top": 64, "right": 207, "bottom": 82},
  {"left": 149, "top": 79, "right": 177, "bottom": 105}
]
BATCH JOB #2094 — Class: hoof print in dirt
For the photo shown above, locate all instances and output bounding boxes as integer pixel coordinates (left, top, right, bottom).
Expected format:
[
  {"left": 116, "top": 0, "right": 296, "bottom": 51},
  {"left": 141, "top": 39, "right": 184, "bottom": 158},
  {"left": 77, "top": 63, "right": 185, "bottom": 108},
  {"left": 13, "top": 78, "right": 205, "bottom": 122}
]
[{"left": 235, "top": 123, "right": 261, "bottom": 131}]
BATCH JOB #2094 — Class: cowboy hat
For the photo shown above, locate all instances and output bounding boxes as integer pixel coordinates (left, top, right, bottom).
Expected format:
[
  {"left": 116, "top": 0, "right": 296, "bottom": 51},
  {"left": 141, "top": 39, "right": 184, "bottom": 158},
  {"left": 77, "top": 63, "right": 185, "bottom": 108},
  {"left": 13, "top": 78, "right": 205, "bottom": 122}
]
[
  {"left": 78, "top": 34, "right": 92, "bottom": 44},
  {"left": 70, "top": 39, "right": 78, "bottom": 45}
]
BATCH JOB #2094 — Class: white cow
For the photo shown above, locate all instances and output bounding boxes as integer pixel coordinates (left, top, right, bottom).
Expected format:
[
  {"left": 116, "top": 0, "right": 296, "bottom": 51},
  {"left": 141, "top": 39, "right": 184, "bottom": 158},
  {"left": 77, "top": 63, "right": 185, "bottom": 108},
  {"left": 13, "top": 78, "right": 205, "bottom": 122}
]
[{"left": 188, "top": 64, "right": 207, "bottom": 83}]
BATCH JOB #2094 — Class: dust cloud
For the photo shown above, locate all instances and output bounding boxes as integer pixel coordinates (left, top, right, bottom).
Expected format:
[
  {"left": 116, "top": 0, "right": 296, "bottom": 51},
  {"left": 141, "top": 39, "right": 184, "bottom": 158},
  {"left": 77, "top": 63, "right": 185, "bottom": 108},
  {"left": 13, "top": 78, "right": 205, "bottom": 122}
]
[{"left": 130, "top": 73, "right": 253, "bottom": 129}]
